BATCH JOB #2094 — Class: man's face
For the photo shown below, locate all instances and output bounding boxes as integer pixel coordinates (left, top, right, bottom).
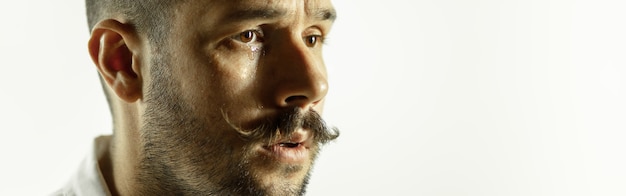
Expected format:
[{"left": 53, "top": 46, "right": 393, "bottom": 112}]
[{"left": 137, "top": 0, "right": 337, "bottom": 195}]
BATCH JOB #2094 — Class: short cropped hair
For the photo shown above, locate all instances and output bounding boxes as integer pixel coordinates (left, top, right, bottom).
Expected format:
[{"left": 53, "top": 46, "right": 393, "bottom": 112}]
[
  {"left": 85, "top": 0, "right": 181, "bottom": 42},
  {"left": 85, "top": 0, "right": 181, "bottom": 121}
]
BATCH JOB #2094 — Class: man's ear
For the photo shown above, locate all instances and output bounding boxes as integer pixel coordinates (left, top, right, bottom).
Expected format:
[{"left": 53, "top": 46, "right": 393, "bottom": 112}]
[{"left": 88, "top": 19, "right": 143, "bottom": 103}]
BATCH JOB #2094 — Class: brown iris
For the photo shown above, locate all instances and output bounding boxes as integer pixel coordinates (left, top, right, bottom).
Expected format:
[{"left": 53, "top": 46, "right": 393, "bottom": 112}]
[
  {"left": 305, "top": 36, "right": 319, "bottom": 47},
  {"left": 239, "top": 31, "right": 255, "bottom": 43}
]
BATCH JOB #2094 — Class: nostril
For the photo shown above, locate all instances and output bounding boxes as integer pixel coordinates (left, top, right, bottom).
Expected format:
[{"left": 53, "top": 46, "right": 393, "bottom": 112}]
[{"left": 284, "top": 95, "right": 308, "bottom": 105}]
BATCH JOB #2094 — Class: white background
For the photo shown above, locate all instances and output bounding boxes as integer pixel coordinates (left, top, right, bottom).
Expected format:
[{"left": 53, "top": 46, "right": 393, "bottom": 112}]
[{"left": 1, "top": 0, "right": 625, "bottom": 195}]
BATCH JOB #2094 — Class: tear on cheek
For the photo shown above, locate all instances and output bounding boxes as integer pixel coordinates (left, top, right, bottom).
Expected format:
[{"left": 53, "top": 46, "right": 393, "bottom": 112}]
[{"left": 247, "top": 45, "right": 262, "bottom": 61}]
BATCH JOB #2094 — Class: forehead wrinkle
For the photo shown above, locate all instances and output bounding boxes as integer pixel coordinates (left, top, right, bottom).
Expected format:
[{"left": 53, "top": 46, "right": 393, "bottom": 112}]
[
  {"left": 218, "top": 0, "right": 335, "bottom": 24},
  {"left": 224, "top": 8, "right": 288, "bottom": 24}
]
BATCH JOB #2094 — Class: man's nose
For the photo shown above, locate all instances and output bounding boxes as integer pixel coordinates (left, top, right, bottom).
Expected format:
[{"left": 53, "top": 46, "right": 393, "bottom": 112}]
[{"left": 268, "top": 35, "right": 328, "bottom": 109}]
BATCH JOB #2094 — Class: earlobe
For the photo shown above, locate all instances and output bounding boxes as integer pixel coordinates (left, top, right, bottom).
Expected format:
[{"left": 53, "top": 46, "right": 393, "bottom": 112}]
[{"left": 88, "top": 19, "right": 143, "bottom": 102}]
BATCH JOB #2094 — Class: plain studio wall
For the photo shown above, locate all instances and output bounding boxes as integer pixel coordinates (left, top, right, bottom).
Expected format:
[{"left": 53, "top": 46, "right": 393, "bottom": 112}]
[{"left": 1, "top": 0, "right": 624, "bottom": 195}]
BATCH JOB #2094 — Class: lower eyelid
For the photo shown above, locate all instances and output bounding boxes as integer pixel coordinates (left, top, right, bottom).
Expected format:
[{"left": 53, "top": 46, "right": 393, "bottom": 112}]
[{"left": 222, "top": 39, "right": 264, "bottom": 52}]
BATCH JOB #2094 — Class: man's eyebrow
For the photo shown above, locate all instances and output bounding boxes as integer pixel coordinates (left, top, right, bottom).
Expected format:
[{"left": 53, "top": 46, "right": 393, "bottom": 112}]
[
  {"left": 225, "top": 9, "right": 287, "bottom": 23},
  {"left": 312, "top": 8, "right": 337, "bottom": 22}
]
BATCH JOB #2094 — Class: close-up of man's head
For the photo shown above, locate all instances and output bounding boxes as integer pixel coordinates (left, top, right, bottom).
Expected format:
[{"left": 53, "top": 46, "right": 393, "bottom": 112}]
[
  {"left": 6, "top": 0, "right": 626, "bottom": 195},
  {"left": 76, "top": 0, "right": 339, "bottom": 195}
]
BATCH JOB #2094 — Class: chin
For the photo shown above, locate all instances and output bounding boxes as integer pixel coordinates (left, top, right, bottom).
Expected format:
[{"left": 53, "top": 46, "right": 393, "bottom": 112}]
[
  {"left": 240, "top": 144, "right": 318, "bottom": 196},
  {"left": 251, "top": 167, "right": 312, "bottom": 196}
]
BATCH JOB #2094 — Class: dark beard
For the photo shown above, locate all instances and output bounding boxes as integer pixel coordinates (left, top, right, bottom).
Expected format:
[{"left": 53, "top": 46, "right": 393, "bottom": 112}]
[{"left": 134, "top": 52, "right": 339, "bottom": 196}]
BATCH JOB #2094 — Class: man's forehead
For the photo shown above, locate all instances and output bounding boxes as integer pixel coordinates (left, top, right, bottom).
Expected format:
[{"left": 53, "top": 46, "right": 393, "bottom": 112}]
[
  {"left": 214, "top": 0, "right": 335, "bottom": 18},
  {"left": 222, "top": 0, "right": 332, "bottom": 8}
]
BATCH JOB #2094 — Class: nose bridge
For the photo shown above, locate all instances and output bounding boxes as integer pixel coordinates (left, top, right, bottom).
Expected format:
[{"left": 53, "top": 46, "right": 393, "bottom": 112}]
[{"left": 269, "top": 34, "right": 328, "bottom": 108}]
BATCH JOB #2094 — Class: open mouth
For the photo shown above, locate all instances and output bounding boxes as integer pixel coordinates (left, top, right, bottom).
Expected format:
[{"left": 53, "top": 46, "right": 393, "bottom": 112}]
[
  {"left": 260, "top": 131, "right": 311, "bottom": 163},
  {"left": 262, "top": 143, "right": 308, "bottom": 163},
  {"left": 278, "top": 142, "right": 301, "bottom": 148}
]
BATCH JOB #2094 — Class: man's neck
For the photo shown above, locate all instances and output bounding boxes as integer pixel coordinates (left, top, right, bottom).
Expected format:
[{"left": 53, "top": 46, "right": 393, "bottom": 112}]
[{"left": 101, "top": 105, "right": 144, "bottom": 196}]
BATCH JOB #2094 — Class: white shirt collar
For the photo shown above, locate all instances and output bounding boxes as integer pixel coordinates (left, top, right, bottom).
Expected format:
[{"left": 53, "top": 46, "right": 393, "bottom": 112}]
[{"left": 55, "top": 136, "right": 112, "bottom": 196}]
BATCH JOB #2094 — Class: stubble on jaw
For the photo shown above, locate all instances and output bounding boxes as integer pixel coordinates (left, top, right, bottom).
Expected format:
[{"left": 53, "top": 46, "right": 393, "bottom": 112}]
[{"left": 132, "top": 51, "right": 338, "bottom": 195}]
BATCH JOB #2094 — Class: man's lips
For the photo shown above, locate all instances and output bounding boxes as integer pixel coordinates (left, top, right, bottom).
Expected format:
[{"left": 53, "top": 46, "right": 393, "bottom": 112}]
[{"left": 261, "top": 131, "right": 312, "bottom": 163}]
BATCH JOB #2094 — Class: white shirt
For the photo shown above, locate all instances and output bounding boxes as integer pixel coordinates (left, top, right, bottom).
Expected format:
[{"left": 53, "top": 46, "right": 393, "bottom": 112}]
[{"left": 53, "top": 136, "right": 112, "bottom": 196}]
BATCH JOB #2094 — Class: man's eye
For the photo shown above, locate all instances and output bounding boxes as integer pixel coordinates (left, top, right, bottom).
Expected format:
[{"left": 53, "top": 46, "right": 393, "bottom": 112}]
[
  {"left": 304, "top": 35, "right": 322, "bottom": 47},
  {"left": 236, "top": 30, "right": 263, "bottom": 43}
]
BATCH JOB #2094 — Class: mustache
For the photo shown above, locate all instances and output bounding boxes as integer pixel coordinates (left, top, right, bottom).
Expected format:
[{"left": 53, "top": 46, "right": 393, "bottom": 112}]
[{"left": 224, "top": 107, "right": 340, "bottom": 145}]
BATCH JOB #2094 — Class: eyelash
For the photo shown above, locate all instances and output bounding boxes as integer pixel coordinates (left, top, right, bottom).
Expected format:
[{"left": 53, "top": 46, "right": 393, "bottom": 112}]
[
  {"left": 233, "top": 29, "right": 265, "bottom": 44},
  {"left": 304, "top": 35, "right": 324, "bottom": 47},
  {"left": 231, "top": 29, "right": 325, "bottom": 48}
]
